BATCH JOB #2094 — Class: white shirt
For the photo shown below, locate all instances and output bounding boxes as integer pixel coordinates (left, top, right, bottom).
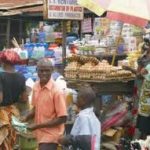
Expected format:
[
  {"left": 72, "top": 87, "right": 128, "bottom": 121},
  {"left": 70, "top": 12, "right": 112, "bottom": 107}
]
[
  {"left": 55, "top": 76, "right": 67, "bottom": 91},
  {"left": 71, "top": 107, "right": 101, "bottom": 150}
]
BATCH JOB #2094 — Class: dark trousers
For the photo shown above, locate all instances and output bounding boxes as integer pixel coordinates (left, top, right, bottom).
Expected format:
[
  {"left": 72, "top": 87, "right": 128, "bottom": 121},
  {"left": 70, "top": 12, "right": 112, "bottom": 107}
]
[{"left": 39, "top": 143, "right": 58, "bottom": 150}]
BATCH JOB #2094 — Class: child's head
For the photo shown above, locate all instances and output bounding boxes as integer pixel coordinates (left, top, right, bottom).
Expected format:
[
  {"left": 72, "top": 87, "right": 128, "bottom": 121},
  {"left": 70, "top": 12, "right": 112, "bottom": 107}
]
[{"left": 77, "top": 84, "right": 96, "bottom": 109}]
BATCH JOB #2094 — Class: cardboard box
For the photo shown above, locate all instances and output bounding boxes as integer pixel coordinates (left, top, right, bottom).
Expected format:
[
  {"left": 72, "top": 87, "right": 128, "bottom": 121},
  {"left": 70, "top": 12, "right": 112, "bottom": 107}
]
[{"left": 103, "top": 127, "right": 124, "bottom": 143}]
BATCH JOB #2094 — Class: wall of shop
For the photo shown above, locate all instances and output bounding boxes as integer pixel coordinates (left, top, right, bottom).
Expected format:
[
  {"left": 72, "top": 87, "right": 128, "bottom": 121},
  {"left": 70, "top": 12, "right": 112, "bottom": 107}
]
[{"left": 0, "top": 17, "right": 26, "bottom": 49}]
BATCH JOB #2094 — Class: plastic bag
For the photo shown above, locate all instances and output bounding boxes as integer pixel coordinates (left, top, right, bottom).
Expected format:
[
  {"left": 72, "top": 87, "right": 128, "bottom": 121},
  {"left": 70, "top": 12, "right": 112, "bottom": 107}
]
[
  {"left": 105, "top": 102, "right": 127, "bottom": 118},
  {"left": 11, "top": 116, "right": 28, "bottom": 133},
  {"left": 102, "top": 110, "right": 128, "bottom": 131}
]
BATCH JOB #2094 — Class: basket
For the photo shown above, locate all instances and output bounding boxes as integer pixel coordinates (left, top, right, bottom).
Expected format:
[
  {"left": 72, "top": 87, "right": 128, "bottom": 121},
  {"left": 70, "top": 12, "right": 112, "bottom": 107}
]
[
  {"left": 18, "top": 133, "right": 37, "bottom": 150},
  {"left": 57, "top": 145, "right": 63, "bottom": 150}
]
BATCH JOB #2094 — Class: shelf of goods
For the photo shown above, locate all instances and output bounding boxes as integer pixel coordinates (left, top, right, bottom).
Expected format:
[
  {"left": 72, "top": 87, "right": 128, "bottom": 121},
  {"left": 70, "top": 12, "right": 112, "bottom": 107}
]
[
  {"left": 65, "top": 55, "right": 135, "bottom": 117},
  {"left": 65, "top": 55, "right": 135, "bottom": 86},
  {"left": 78, "top": 45, "right": 127, "bottom": 66},
  {"left": 78, "top": 53, "right": 127, "bottom": 66},
  {"left": 66, "top": 78, "right": 134, "bottom": 95}
]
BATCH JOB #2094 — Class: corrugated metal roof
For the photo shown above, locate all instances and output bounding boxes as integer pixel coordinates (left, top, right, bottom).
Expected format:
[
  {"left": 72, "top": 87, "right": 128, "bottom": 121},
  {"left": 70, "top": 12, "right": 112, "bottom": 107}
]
[
  {"left": 0, "top": 0, "right": 43, "bottom": 16},
  {"left": 0, "top": 0, "right": 43, "bottom": 10},
  {"left": 18, "top": 5, "right": 43, "bottom": 13}
]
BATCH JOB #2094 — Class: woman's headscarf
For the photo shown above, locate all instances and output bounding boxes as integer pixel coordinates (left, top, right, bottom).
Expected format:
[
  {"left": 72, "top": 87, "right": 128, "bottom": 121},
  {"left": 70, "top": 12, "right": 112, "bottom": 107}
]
[{"left": 0, "top": 49, "right": 21, "bottom": 65}]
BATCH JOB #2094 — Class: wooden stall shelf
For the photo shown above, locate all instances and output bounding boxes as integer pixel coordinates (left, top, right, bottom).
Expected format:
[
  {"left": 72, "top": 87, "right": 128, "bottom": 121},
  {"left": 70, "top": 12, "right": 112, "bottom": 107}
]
[{"left": 66, "top": 78, "right": 135, "bottom": 118}]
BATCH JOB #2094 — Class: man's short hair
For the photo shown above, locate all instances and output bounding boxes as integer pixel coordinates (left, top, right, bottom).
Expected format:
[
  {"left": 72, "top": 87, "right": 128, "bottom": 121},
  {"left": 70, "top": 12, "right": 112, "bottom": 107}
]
[{"left": 37, "top": 58, "right": 53, "bottom": 68}]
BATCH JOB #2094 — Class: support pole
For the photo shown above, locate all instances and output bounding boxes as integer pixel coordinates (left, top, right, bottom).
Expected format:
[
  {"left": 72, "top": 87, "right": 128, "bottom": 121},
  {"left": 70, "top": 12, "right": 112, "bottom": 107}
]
[
  {"left": 19, "top": 19, "right": 23, "bottom": 45},
  {"left": 6, "top": 18, "right": 11, "bottom": 48},
  {"left": 62, "top": 20, "right": 67, "bottom": 68}
]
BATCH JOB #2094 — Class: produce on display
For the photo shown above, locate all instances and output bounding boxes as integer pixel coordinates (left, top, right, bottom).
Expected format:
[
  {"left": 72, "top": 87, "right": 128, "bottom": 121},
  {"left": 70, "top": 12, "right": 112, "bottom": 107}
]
[
  {"left": 65, "top": 55, "right": 135, "bottom": 81},
  {"left": 65, "top": 61, "right": 81, "bottom": 79}
]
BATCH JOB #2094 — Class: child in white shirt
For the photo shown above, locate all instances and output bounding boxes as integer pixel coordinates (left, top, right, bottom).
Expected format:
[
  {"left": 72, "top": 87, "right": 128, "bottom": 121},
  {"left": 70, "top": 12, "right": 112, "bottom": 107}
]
[{"left": 59, "top": 85, "right": 101, "bottom": 150}]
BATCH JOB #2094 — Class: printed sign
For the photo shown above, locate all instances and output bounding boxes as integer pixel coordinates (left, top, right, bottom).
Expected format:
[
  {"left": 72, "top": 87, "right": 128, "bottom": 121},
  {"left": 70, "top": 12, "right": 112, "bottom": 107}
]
[{"left": 44, "top": 0, "right": 84, "bottom": 20}]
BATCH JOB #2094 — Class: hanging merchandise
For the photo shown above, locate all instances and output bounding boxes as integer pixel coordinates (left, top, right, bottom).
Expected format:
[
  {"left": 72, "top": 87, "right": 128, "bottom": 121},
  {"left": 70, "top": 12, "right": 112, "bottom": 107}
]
[
  {"left": 93, "top": 18, "right": 101, "bottom": 37},
  {"left": 109, "top": 20, "right": 123, "bottom": 38},
  {"left": 82, "top": 18, "right": 93, "bottom": 33},
  {"left": 100, "top": 18, "right": 111, "bottom": 35},
  {"left": 66, "top": 21, "right": 71, "bottom": 33},
  {"left": 121, "top": 23, "right": 144, "bottom": 52}
]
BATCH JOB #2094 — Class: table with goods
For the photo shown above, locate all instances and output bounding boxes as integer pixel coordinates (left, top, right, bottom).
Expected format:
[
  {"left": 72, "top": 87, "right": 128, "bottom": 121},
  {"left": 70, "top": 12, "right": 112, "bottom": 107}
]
[{"left": 65, "top": 54, "right": 135, "bottom": 91}]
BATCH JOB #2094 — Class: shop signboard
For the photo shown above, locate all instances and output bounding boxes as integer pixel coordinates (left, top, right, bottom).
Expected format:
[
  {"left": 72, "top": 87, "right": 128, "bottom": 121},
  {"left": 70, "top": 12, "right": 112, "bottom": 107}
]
[{"left": 44, "top": 0, "right": 84, "bottom": 20}]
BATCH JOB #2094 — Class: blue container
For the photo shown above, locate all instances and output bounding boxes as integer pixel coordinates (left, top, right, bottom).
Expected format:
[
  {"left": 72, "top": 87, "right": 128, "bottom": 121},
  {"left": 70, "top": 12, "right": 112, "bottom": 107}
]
[
  {"left": 118, "top": 44, "right": 125, "bottom": 54},
  {"left": 45, "top": 50, "right": 54, "bottom": 57}
]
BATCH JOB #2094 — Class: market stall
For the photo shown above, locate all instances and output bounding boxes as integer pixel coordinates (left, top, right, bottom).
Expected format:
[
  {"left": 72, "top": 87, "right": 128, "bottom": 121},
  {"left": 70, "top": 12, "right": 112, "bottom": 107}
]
[
  {"left": 67, "top": 78, "right": 134, "bottom": 95},
  {"left": 67, "top": 79, "right": 135, "bottom": 129},
  {"left": 64, "top": 54, "right": 135, "bottom": 109},
  {"left": 64, "top": 55, "right": 135, "bottom": 140}
]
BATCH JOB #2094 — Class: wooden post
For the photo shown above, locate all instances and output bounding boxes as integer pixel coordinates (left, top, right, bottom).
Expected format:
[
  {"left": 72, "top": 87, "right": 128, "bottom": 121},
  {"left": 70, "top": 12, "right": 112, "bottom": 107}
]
[
  {"left": 62, "top": 20, "right": 67, "bottom": 67},
  {"left": 79, "top": 21, "right": 82, "bottom": 39},
  {"left": 43, "top": 0, "right": 48, "bottom": 19},
  {"left": 6, "top": 18, "right": 11, "bottom": 48},
  {"left": 19, "top": 19, "right": 23, "bottom": 45}
]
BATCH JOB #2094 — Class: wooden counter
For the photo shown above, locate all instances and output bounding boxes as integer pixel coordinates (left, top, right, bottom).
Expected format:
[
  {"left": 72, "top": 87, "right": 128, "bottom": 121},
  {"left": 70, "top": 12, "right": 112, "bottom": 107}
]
[{"left": 67, "top": 78, "right": 135, "bottom": 95}]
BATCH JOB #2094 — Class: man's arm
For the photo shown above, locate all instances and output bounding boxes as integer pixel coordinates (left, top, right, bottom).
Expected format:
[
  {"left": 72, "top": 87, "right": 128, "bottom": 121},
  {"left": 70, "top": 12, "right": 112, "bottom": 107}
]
[
  {"left": 28, "top": 116, "right": 67, "bottom": 130},
  {"left": 28, "top": 90, "right": 67, "bottom": 130},
  {"left": 38, "top": 116, "right": 67, "bottom": 128}
]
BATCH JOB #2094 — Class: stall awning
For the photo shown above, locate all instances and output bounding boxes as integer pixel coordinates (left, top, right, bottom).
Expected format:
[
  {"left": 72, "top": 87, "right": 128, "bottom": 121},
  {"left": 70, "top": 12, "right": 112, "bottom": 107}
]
[
  {"left": 0, "top": 0, "right": 43, "bottom": 16},
  {"left": 78, "top": 0, "right": 150, "bottom": 27}
]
